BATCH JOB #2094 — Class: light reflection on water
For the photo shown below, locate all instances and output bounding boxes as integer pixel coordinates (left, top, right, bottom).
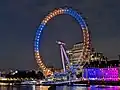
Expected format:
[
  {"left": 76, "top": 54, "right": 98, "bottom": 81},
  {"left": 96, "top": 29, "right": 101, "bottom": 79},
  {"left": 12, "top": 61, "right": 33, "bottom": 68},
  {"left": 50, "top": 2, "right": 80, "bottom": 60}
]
[{"left": 0, "top": 85, "right": 120, "bottom": 90}]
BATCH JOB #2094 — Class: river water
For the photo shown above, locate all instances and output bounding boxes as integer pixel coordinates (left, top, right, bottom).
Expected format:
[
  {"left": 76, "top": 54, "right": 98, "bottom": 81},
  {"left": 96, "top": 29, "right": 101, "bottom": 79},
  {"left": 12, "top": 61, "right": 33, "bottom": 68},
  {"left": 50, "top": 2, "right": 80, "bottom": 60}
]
[{"left": 0, "top": 85, "right": 120, "bottom": 90}]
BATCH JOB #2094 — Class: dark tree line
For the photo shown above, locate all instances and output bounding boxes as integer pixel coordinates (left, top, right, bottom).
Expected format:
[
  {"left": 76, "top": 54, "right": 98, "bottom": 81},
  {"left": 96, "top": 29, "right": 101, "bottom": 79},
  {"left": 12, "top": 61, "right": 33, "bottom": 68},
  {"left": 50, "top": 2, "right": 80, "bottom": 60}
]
[{"left": 5, "top": 70, "right": 45, "bottom": 80}]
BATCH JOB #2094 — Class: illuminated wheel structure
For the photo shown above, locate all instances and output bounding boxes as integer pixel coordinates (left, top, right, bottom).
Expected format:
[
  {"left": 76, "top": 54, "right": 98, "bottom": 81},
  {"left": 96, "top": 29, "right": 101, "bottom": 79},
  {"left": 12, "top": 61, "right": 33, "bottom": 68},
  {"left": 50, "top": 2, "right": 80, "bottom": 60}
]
[{"left": 34, "top": 7, "right": 91, "bottom": 76}]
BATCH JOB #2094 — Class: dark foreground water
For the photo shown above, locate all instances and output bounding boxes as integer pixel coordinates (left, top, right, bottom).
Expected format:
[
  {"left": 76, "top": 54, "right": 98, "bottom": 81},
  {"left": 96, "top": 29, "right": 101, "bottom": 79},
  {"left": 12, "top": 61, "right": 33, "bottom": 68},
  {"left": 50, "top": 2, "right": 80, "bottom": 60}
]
[{"left": 0, "top": 85, "right": 120, "bottom": 90}]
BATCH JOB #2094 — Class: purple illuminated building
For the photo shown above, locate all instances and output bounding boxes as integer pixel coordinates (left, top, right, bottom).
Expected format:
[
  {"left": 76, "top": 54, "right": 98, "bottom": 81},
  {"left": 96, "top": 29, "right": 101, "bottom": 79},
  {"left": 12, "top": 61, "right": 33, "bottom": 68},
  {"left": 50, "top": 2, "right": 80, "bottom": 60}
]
[{"left": 83, "top": 67, "right": 119, "bottom": 81}]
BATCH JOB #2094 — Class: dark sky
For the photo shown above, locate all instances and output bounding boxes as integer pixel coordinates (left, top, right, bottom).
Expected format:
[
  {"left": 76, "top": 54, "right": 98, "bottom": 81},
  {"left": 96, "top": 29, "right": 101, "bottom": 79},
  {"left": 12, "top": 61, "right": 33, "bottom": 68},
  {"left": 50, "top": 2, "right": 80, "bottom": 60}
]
[{"left": 0, "top": 0, "right": 120, "bottom": 70}]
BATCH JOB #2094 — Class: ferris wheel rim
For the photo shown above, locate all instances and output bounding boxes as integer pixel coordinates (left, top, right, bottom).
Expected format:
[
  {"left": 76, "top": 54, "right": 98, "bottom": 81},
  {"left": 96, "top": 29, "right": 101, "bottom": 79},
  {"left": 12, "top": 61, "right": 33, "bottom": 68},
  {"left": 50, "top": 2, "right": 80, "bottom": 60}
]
[{"left": 34, "top": 7, "right": 91, "bottom": 76}]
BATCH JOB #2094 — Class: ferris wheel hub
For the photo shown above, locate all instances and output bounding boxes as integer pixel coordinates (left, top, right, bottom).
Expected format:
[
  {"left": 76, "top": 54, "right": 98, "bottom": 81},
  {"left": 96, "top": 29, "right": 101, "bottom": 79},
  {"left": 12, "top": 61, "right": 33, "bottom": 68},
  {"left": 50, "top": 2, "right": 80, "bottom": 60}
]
[{"left": 56, "top": 41, "right": 66, "bottom": 45}]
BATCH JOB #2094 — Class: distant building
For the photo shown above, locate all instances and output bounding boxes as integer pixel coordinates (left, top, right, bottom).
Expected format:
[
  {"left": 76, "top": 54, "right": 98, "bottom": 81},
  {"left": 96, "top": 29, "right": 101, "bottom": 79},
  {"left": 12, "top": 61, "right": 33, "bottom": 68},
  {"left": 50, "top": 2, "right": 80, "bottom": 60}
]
[
  {"left": 66, "top": 42, "right": 109, "bottom": 74},
  {"left": 66, "top": 42, "right": 83, "bottom": 65},
  {"left": 66, "top": 42, "right": 86, "bottom": 75},
  {"left": 66, "top": 42, "right": 108, "bottom": 64},
  {"left": 66, "top": 42, "right": 92, "bottom": 65},
  {"left": 90, "top": 52, "right": 107, "bottom": 62}
]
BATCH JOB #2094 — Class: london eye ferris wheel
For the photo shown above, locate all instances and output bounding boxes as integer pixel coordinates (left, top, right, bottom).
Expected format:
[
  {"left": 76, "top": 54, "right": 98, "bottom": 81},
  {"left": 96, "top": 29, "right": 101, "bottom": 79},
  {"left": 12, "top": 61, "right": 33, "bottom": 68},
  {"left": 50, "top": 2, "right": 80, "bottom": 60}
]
[{"left": 34, "top": 7, "right": 91, "bottom": 76}]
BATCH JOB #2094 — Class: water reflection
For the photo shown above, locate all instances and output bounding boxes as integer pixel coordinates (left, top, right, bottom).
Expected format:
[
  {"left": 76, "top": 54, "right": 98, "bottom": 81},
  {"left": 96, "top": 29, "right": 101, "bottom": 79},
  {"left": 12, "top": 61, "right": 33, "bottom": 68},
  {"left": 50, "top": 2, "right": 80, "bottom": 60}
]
[
  {"left": 35, "top": 85, "right": 50, "bottom": 90},
  {"left": 35, "top": 85, "right": 120, "bottom": 90},
  {"left": 55, "top": 86, "right": 88, "bottom": 90},
  {"left": 90, "top": 85, "right": 120, "bottom": 90},
  {"left": 0, "top": 85, "right": 33, "bottom": 90},
  {"left": 0, "top": 85, "right": 120, "bottom": 90}
]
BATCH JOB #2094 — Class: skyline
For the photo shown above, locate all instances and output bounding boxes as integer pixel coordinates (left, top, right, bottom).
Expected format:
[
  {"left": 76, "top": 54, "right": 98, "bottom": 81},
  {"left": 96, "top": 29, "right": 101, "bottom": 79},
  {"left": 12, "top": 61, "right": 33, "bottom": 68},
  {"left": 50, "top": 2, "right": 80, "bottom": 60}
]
[{"left": 0, "top": 0, "right": 120, "bottom": 69}]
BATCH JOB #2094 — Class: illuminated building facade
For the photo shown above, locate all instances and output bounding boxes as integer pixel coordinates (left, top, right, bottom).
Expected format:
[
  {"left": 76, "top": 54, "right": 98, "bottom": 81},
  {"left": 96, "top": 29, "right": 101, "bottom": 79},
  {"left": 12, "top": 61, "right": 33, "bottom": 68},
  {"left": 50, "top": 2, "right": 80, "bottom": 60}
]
[
  {"left": 66, "top": 42, "right": 103, "bottom": 66},
  {"left": 66, "top": 42, "right": 87, "bottom": 76},
  {"left": 83, "top": 67, "right": 119, "bottom": 81},
  {"left": 90, "top": 52, "right": 107, "bottom": 62},
  {"left": 66, "top": 42, "right": 83, "bottom": 65}
]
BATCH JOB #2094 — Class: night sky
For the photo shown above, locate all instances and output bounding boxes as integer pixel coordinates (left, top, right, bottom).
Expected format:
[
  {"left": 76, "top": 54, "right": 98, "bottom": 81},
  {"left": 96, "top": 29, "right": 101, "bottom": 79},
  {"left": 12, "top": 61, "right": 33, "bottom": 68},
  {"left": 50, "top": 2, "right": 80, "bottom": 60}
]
[{"left": 0, "top": 0, "right": 120, "bottom": 70}]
